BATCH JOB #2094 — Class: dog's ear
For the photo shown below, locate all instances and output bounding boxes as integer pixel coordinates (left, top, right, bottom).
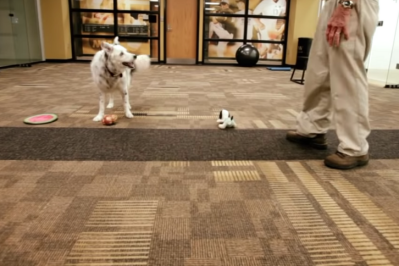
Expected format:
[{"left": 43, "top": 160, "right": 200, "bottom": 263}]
[
  {"left": 101, "top": 42, "right": 114, "bottom": 53},
  {"left": 230, "top": 116, "right": 234, "bottom": 121},
  {"left": 219, "top": 110, "right": 222, "bottom": 119},
  {"left": 113, "top": 36, "right": 120, "bottom": 45}
]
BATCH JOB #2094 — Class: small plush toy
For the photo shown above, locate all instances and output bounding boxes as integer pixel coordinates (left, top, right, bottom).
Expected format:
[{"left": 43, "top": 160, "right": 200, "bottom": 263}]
[
  {"left": 102, "top": 114, "right": 118, "bottom": 125},
  {"left": 217, "top": 109, "right": 236, "bottom": 129}
]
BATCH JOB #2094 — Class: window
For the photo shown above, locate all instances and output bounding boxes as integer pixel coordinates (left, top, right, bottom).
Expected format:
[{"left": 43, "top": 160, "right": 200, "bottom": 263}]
[
  {"left": 202, "top": 0, "right": 289, "bottom": 65},
  {"left": 69, "top": 0, "right": 161, "bottom": 62}
]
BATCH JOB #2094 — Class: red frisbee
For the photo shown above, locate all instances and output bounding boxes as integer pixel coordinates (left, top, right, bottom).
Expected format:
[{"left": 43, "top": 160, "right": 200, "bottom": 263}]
[{"left": 23, "top": 114, "right": 58, "bottom": 125}]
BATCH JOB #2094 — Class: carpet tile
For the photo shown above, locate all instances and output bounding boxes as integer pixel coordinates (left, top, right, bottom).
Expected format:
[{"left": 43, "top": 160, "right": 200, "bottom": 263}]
[
  {"left": 0, "top": 160, "right": 398, "bottom": 265},
  {"left": 1, "top": 63, "right": 399, "bottom": 266},
  {"left": 1, "top": 63, "right": 399, "bottom": 130}
]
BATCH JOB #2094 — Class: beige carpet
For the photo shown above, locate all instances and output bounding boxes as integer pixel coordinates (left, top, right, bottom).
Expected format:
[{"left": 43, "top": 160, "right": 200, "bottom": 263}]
[
  {"left": 0, "top": 63, "right": 399, "bottom": 129},
  {"left": 0, "top": 160, "right": 399, "bottom": 265}
]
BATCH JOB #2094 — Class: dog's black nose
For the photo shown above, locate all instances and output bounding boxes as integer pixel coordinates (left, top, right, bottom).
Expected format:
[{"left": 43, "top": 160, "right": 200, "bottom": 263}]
[{"left": 133, "top": 55, "right": 137, "bottom": 59}]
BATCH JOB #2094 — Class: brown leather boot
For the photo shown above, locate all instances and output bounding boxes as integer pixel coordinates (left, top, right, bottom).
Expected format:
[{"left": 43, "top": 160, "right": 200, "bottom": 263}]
[
  {"left": 286, "top": 131, "right": 328, "bottom": 150},
  {"left": 324, "top": 151, "right": 369, "bottom": 170}
]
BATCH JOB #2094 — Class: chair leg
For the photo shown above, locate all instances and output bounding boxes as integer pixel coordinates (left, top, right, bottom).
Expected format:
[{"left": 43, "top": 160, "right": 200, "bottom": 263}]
[
  {"left": 300, "top": 70, "right": 306, "bottom": 84},
  {"left": 290, "top": 68, "right": 296, "bottom": 81}
]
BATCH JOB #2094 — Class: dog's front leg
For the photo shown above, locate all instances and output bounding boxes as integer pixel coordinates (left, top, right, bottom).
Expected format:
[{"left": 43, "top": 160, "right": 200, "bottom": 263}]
[
  {"left": 121, "top": 85, "right": 133, "bottom": 118},
  {"left": 126, "top": 73, "right": 132, "bottom": 110},
  {"left": 126, "top": 93, "right": 132, "bottom": 110},
  {"left": 107, "top": 93, "right": 114, "bottom": 109},
  {"left": 93, "top": 92, "right": 106, "bottom": 121}
]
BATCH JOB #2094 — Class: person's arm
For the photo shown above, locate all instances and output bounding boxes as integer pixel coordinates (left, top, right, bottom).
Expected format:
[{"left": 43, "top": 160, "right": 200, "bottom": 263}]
[{"left": 325, "top": 0, "right": 355, "bottom": 47}]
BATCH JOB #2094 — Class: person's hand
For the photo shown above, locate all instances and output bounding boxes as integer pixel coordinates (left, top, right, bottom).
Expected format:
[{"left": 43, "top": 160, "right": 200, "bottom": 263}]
[{"left": 326, "top": 5, "right": 351, "bottom": 47}]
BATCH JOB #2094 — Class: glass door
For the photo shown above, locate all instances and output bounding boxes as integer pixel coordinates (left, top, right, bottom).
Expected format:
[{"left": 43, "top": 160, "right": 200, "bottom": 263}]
[
  {"left": 0, "top": 0, "right": 43, "bottom": 68},
  {"left": 366, "top": 0, "right": 399, "bottom": 86},
  {"left": 69, "top": 0, "right": 161, "bottom": 62},
  {"left": 9, "top": 0, "right": 43, "bottom": 66},
  {"left": 9, "top": 0, "right": 31, "bottom": 65},
  {"left": 386, "top": 6, "right": 399, "bottom": 87},
  {"left": 20, "top": 0, "right": 43, "bottom": 64},
  {"left": 0, "top": 0, "right": 17, "bottom": 67}
]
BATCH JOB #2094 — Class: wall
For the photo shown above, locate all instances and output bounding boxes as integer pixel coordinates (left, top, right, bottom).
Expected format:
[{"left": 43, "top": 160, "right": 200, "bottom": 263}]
[
  {"left": 285, "top": 0, "right": 319, "bottom": 65},
  {"left": 36, "top": 0, "right": 320, "bottom": 63},
  {"left": 40, "top": 0, "right": 72, "bottom": 60}
]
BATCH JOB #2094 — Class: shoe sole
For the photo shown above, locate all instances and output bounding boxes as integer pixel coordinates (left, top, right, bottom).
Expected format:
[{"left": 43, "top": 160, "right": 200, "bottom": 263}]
[
  {"left": 324, "top": 159, "right": 369, "bottom": 170},
  {"left": 286, "top": 136, "right": 328, "bottom": 150}
]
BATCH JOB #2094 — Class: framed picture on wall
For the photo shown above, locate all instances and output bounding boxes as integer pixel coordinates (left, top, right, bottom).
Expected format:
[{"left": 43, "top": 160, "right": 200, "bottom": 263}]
[
  {"left": 75, "top": 12, "right": 115, "bottom": 35},
  {"left": 252, "top": 42, "right": 284, "bottom": 60},
  {"left": 205, "top": 41, "right": 243, "bottom": 58},
  {"left": 71, "top": 0, "right": 114, "bottom": 9},
  {"left": 117, "top": 13, "right": 150, "bottom": 36},
  {"left": 204, "top": 0, "right": 245, "bottom": 14},
  {"left": 69, "top": 0, "right": 161, "bottom": 61},
  {"left": 117, "top": 0, "right": 155, "bottom": 11},
  {"left": 248, "top": 18, "right": 285, "bottom": 41},
  {"left": 248, "top": 0, "right": 287, "bottom": 17},
  {"left": 79, "top": 37, "right": 151, "bottom": 55},
  {"left": 70, "top": 0, "right": 158, "bottom": 11},
  {"left": 204, "top": 15, "right": 247, "bottom": 40}
]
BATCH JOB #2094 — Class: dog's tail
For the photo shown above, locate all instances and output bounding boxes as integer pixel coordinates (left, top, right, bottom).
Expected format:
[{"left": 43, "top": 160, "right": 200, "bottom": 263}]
[
  {"left": 134, "top": 55, "right": 151, "bottom": 72},
  {"left": 113, "top": 36, "right": 120, "bottom": 45}
]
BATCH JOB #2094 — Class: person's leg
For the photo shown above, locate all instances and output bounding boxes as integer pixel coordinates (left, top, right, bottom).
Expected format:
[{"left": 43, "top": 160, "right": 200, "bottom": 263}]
[
  {"left": 286, "top": 0, "right": 336, "bottom": 149},
  {"left": 324, "top": 0, "right": 379, "bottom": 169}
]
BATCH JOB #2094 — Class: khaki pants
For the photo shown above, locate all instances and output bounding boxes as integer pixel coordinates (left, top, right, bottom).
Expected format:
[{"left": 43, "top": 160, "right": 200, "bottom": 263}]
[{"left": 296, "top": 0, "right": 379, "bottom": 156}]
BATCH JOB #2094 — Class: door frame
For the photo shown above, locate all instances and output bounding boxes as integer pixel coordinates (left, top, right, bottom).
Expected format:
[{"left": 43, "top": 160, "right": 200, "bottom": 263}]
[
  {"left": 164, "top": 0, "right": 200, "bottom": 64},
  {"left": 36, "top": 0, "right": 46, "bottom": 61}
]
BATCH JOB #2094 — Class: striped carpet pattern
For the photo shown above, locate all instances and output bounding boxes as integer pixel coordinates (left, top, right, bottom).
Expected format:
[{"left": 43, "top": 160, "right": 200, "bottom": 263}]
[{"left": 0, "top": 159, "right": 398, "bottom": 265}]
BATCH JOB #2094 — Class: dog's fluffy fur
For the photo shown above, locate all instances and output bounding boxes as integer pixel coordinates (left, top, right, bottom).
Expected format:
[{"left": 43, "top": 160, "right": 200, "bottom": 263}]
[{"left": 90, "top": 36, "right": 150, "bottom": 122}]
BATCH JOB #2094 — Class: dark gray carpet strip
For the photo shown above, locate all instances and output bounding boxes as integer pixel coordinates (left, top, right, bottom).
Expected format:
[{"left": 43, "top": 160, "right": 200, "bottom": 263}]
[{"left": 0, "top": 127, "right": 397, "bottom": 161}]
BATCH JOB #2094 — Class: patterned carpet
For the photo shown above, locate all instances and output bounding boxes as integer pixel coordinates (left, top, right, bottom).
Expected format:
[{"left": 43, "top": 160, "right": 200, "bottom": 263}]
[
  {"left": 1, "top": 63, "right": 399, "bottom": 129},
  {"left": 0, "top": 63, "right": 399, "bottom": 266},
  {"left": 1, "top": 160, "right": 399, "bottom": 266}
]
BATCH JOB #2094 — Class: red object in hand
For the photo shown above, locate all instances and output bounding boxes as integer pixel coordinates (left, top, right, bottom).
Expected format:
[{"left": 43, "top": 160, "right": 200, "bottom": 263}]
[{"left": 102, "top": 114, "right": 118, "bottom": 125}]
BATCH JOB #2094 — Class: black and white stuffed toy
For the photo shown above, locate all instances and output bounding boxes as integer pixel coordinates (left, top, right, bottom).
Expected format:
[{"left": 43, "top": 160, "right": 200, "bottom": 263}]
[{"left": 217, "top": 109, "right": 237, "bottom": 129}]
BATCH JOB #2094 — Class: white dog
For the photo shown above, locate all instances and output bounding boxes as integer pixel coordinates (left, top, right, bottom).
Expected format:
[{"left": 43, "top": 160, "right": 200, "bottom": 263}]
[{"left": 90, "top": 36, "right": 150, "bottom": 122}]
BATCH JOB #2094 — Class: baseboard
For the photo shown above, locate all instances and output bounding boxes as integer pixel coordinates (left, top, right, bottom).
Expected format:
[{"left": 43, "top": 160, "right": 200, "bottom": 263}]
[
  {"left": 45, "top": 59, "right": 73, "bottom": 63},
  {"left": 44, "top": 59, "right": 167, "bottom": 65},
  {"left": 0, "top": 61, "right": 44, "bottom": 70},
  {"left": 384, "top": 84, "right": 399, "bottom": 89}
]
